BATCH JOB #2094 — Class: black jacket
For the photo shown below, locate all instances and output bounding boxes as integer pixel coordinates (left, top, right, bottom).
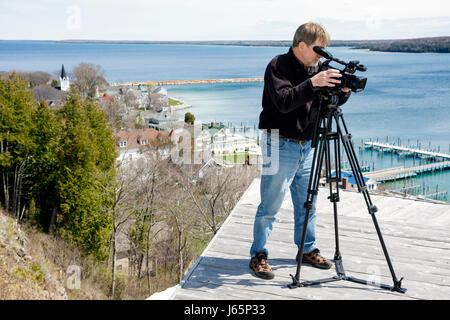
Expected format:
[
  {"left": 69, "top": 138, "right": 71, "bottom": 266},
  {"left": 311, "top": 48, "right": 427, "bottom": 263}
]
[{"left": 259, "top": 47, "right": 351, "bottom": 140}]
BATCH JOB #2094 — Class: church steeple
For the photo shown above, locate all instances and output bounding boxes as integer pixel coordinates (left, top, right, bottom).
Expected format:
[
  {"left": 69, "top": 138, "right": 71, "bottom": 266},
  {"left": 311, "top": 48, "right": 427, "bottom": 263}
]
[
  {"left": 59, "top": 64, "right": 70, "bottom": 91},
  {"left": 61, "top": 64, "right": 67, "bottom": 79}
]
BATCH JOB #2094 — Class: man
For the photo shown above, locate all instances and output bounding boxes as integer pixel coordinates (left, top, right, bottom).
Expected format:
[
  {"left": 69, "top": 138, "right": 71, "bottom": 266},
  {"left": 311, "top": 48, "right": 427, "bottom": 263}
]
[{"left": 249, "top": 22, "right": 351, "bottom": 280}]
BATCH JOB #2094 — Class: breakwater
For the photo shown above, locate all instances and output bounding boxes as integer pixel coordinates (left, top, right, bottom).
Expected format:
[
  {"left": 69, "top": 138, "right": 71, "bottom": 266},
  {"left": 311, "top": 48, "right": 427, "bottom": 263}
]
[{"left": 110, "top": 78, "right": 264, "bottom": 87}]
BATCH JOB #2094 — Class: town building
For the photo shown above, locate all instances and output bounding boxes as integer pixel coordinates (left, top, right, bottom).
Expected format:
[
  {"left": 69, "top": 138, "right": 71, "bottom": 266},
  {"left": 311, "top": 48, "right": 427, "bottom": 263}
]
[
  {"left": 174, "top": 123, "right": 261, "bottom": 165},
  {"left": 114, "top": 128, "right": 176, "bottom": 162},
  {"left": 322, "top": 170, "right": 378, "bottom": 191},
  {"left": 208, "top": 128, "right": 261, "bottom": 156}
]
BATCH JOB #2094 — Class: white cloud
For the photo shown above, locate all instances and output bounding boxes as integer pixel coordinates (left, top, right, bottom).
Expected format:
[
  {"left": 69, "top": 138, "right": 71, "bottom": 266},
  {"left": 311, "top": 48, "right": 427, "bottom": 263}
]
[
  {"left": 0, "top": 0, "right": 449, "bottom": 40},
  {"left": 319, "top": 16, "right": 450, "bottom": 40}
]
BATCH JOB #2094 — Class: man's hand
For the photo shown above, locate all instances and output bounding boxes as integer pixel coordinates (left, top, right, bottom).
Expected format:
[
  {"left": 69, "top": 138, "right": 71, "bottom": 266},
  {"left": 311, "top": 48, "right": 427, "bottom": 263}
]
[
  {"left": 341, "top": 88, "right": 351, "bottom": 93},
  {"left": 310, "top": 69, "right": 342, "bottom": 88}
]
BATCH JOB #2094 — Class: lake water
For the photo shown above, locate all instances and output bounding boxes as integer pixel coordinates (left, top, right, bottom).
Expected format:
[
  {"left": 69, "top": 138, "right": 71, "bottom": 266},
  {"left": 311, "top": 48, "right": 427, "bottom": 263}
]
[{"left": 1, "top": 40, "right": 449, "bottom": 200}]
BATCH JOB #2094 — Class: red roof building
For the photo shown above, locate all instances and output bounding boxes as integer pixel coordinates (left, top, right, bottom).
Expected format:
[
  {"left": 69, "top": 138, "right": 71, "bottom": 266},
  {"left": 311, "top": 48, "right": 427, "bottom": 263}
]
[
  {"left": 114, "top": 128, "right": 175, "bottom": 150},
  {"left": 102, "top": 93, "right": 114, "bottom": 102}
]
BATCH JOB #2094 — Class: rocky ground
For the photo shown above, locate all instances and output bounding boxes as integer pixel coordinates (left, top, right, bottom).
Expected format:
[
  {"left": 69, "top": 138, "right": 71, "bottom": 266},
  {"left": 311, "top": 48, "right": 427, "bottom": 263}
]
[{"left": 0, "top": 210, "right": 67, "bottom": 300}]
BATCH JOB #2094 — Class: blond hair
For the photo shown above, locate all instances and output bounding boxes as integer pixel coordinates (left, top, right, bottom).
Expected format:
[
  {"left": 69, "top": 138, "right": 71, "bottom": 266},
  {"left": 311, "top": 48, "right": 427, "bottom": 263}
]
[{"left": 292, "top": 22, "right": 330, "bottom": 47}]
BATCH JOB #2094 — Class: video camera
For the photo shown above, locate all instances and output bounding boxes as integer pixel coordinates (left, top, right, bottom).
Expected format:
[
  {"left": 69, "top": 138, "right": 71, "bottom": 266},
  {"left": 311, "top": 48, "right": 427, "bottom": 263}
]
[{"left": 313, "top": 46, "right": 367, "bottom": 93}]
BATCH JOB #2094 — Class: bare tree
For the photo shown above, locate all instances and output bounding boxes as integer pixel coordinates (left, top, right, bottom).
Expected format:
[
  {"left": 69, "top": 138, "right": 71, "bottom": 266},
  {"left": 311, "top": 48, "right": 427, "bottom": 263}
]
[
  {"left": 32, "top": 84, "right": 65, "bottom": 102},
  {"left": 99, "top": 97, "right": 126, "bottom": 131},
  {"left": 147, "top": 90, "right": 168, "bottom": 111},
  {"left": 177, "top": 163, "right": 257, "bottom": 236},
  {"left": 97, "top": 163, "right": 137, "bottom": 298},
  {"left": 72, "top": 63, "right": 107, "bottom": 98},
  {"left": 104, "top": 148, "right": 259, "bottom": 297},
  {"left": 165, "top": 194, "right": 195, "bottom": 282},
  {"left": 28, "top": 71, "right": 52, "bottom": 87},
  {"left": 144, "top": 155, "right": 167, "bottom": 293},
  {"left": 125, "top": 147, "right": 172, "bottom": 295},
  {"left": 124, "top": 89, "right": 139, "bottom": 109},
  {"left": 14, "top": 71, "right": 52, "bottom": 87}
]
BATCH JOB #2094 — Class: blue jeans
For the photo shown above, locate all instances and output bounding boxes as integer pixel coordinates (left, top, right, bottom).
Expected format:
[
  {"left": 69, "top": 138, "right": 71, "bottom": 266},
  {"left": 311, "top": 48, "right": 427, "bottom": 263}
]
[{"left": 250, "top": 132, "right": 317, "bottom": 258}]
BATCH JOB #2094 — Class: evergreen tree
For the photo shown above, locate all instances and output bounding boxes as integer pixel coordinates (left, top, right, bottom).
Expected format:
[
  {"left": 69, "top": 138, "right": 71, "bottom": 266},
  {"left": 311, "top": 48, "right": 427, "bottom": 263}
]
[
  {"left": 0, "top": 73, "right": 118, "bottom": 260},
  {"left": 55, "top": 92, "right": 117, "bottom": 259},
  {"left": 184, "top": 112, "right": 195, "bottom": 125},
  {"left": 27, "top": 101, "right": 62, "bottom": 229},
  {"left": 0, "top": 74, "right": 37, "bottom": 218}
]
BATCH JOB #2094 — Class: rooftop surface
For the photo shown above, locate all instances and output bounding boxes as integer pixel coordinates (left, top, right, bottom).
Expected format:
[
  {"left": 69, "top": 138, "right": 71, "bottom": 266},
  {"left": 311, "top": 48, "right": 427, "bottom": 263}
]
[{"left": 168, "top": 178, "right": 450, "bottom": 300}]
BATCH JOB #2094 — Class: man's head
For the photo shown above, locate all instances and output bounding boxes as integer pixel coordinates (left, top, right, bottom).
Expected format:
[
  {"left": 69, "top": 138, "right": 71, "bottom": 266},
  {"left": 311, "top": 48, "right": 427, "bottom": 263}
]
[{"left": 292, "top": 22, "right": 330, "bottom": 68}]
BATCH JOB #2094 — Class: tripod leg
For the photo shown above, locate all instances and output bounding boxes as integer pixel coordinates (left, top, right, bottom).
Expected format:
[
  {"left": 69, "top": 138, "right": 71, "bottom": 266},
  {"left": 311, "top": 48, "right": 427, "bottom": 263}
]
[
  {"left": 290, "top": 108, "right": 349, "bottom": 289},
  {"left": 333, "top": 109, "right": 406, "bottom": 293},
  {"left": 325, "top": 127, "right": 346, "bottom": 277},
  {"left": 289, "top": 116, "right": 328, "bottom": 288}
]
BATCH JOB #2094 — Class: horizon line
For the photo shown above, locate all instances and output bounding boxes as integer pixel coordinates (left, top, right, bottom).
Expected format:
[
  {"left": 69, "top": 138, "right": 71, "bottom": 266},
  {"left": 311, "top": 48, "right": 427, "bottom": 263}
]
[{"left": 1, "top": 36, "right": 449, "bottom": 42}]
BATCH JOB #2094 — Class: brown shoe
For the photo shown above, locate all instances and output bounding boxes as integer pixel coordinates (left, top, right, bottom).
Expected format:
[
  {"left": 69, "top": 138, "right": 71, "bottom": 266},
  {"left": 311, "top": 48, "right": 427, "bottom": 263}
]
[
  {"left": 296, "top": 248, "right": 332, "bottom": 270},
  {"left": 249, "top": 252, "right": 275, "bottom": 280}
]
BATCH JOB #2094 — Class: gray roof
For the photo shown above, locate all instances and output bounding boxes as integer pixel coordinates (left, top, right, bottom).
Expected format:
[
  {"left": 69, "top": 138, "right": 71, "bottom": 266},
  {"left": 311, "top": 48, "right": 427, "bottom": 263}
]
[{"left": 168, "top": 178, "right": 450, "bottom": 300}]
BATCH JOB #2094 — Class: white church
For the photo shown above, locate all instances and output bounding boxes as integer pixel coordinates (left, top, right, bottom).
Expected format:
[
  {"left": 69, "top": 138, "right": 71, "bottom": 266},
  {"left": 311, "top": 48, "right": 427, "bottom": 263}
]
[{"left": 59, "top": 64, "right": 70, "bottom": 91}]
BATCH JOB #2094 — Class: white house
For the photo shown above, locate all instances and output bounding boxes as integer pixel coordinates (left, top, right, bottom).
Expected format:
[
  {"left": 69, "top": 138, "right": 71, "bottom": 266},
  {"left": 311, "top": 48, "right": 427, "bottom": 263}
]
[
  {"left": 170, "top": 125, "right": 261, "bottom": 165},
  {"left": 207, "top": 128, "right": 261, "bottom": 156}
]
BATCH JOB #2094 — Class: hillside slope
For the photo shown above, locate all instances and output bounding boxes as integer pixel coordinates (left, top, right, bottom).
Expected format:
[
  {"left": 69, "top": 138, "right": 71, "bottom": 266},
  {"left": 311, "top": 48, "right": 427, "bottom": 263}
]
[{"left": 0, "top": 209, "right": 67, "bottom": 299}]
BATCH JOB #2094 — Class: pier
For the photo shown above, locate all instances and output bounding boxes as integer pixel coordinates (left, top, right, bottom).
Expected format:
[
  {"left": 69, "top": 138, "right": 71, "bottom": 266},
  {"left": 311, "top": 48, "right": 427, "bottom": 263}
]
[
  {"left": 110, "top": 78, "right": 264, "bottom": 87},
  {"left": 364, "top": 141, "right": 450, "bottom": 160},
  {"left": 363, "top": 161, "right": 450, "bottom": 182}
]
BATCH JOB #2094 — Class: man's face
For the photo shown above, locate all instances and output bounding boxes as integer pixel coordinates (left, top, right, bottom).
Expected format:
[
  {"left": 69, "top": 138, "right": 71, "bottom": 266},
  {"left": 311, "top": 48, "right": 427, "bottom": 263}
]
[{"left": 297, "top": 39, "right": 326, "bottom": 67}]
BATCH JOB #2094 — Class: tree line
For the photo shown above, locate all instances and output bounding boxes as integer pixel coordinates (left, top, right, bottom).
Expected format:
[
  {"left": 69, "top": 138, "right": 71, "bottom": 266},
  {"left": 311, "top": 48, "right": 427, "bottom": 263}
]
[
  {"left": 0, "top": 73, "right": 116, "bottom": 258},
  {"left": 0, "top": 73, "right": 259, "bottom": 298},
  {"left": 332, "top": 37, "right": 450, "bottom": 53}
]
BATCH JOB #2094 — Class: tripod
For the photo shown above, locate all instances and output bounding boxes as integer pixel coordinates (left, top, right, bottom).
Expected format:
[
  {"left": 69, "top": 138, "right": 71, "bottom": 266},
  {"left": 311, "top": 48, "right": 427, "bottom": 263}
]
[{"left": 288, "top": 91, "right": 406, "bottom": 294}]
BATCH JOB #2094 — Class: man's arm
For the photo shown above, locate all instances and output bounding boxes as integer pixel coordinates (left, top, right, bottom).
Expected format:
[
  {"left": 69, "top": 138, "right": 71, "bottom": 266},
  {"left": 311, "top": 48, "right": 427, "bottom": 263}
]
[{"left": 265, "top": 64, "right": 315, "bottom": 114}]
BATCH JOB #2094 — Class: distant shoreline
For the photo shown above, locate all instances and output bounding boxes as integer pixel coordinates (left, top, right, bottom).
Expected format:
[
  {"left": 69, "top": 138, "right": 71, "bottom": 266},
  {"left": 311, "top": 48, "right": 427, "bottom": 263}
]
[
  {"left": 55, "top": 37, "right": 450, "bottom": 53},
  {"left": 2, "top": 37, "right": 449, "bottom": 53}
]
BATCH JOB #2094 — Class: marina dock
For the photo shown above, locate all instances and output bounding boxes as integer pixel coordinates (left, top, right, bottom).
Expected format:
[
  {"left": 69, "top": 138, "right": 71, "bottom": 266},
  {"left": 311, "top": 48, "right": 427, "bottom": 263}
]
[
  {"left": 110, "top": 78, "right": 264, "bottom": 87},
  {"left": 363, "top": 161, "right": 450, "bottom": 182},
  {"left": 364, "top": 141, "right": 450, "bottom": 160}
]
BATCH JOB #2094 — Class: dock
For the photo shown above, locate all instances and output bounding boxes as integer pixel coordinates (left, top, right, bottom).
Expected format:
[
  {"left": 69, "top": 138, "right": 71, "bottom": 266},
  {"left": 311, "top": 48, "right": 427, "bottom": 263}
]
[
  {"left": 164, "top": 178, "right": 450, "bottom": 300},
  {"left": 363, "top": 161, "right": 450, "bottom": 182},
  {"left": 110, "top": 78, "right": 264, "bottom": 87},
  {"left": 364, "top": 141, "right": 450, "bottom": 160}
]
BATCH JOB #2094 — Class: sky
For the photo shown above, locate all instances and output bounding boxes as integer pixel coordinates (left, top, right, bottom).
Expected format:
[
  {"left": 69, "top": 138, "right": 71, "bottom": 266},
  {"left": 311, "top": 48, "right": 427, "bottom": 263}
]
[{"left": 0, "top": 0, "right": 449, "bottom": 41}]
